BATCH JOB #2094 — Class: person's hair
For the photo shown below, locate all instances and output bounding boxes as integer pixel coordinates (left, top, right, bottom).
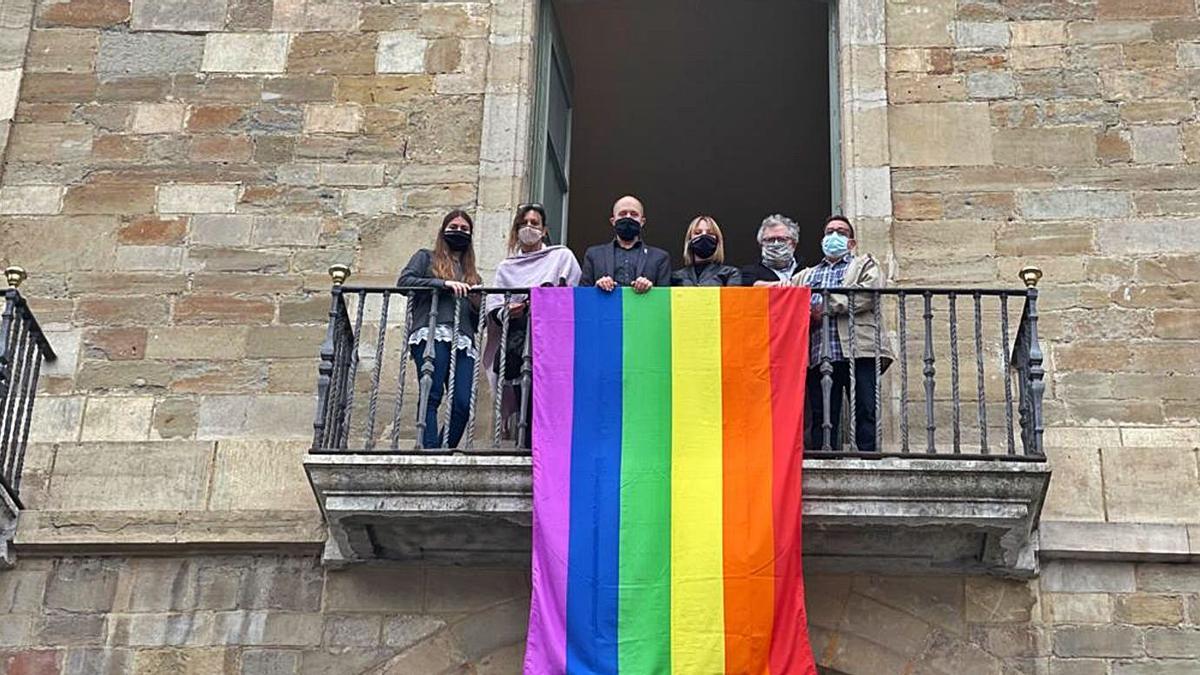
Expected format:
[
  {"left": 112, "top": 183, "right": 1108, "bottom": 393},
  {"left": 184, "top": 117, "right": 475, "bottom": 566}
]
[
  {"left": 681, "top": 215, "right": 725, "bottom": 266},
  {"left": 757, "top": 214, "right": 800, "bottom": 245},
  {"left": 506, "top": 204, "right": 549, "bottom": 253},
  {"left": 430, "top": 209, "right": 482, "bottom": 285},
  {"left": 824, "top": 214, "right": 855, "bottom": 239}
]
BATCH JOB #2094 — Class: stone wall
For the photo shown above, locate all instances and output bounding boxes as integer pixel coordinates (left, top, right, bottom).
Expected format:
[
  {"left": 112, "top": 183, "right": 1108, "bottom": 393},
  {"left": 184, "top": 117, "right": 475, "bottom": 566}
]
[{"left": 3, "top": 555, "right": 1200, "bottom": 674}]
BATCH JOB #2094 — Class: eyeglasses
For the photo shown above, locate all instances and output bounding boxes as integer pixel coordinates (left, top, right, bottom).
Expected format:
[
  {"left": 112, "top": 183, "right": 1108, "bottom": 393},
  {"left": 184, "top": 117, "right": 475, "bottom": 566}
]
[
  {"left": 762, "top": 237, "right": 795, "bottom": 245},
  {"left": 518, "top": 202, "right": 544, "bottom": 212}
]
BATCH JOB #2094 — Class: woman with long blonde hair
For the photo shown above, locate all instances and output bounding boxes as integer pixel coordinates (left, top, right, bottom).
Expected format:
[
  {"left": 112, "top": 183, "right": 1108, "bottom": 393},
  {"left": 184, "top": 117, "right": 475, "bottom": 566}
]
[
  {"left": 398, "top": 209, "right": 482, "bottom": 449},
  {"left": 671, "top": 215, "right": 742, "bottom": 286}
]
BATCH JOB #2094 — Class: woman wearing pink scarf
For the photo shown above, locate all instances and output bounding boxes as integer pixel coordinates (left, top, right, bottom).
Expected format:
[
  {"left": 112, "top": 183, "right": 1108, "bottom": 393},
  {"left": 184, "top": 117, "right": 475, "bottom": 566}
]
[{"left": 484, "top": 204, "right": 581, "bottom": 445}]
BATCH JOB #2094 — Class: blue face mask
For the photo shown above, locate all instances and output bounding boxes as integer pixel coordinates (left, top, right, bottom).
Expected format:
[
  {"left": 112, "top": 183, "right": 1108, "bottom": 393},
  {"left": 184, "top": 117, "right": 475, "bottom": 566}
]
[{"left": 822, "top": 232, "right": 850, "bottom": 259}]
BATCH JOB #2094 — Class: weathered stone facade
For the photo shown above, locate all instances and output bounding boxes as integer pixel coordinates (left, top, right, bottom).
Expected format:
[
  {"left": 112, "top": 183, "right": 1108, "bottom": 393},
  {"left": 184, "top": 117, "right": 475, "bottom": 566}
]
[{"left": 0, "top": 0, "right": 1196, "bottom": 672}]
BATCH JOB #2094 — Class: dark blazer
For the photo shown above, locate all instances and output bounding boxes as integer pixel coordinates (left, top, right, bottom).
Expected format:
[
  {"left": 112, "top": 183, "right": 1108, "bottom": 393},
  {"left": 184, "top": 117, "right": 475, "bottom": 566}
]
[
  {"left": 579, "top": 241, "right": 673, "bottom": 288},
  {"left": 671, "top": 264, "right": 742, "bottom": 287},
  {"left": 397, "top": 249, "right": 480, "bottom": 340},
  {"left": 739, "top": 261, "right": 797, "bottom": 286}
]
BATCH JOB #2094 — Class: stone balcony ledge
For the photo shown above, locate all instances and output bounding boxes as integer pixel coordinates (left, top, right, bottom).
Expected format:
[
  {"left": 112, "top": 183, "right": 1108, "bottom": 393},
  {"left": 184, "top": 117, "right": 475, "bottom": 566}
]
[{"left": 306, "top": 453, "right": 1051, "bottom": 577}]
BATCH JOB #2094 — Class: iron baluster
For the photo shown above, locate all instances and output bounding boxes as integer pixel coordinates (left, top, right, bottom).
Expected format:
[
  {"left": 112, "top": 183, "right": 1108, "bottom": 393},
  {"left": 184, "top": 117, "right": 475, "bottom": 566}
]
[
  {"left": 898, "top": 291, "right": 909, "bottom": 453},
  {"left": 312, "top": 287, "right": 342, "bottom": 449},
  {"left": 363, "top": 291, "right": 390, "bottom": 450},
  {"left": 494, "top": 293, "right": 512, "bottom": 446},
  {"left": 846, "top": 291, "right": 858, "bottom": 452},
  {"left": 1022, "top": 269, "right": 1046, "bottom": 457},
  {"left": 8, "top": 319, "right": 37, "bottom": 492},
  {"left": 390, "top": 295, "right": 414, "bottom": 450},
  {"left": 337, "top": 291, "right": 366, "bottom": 449},
  {"left": 974, "top": 292, "right": 988, "bottom": 454},
  {"left": 464, "top": 292, "right": 489, "bottom": 450},
  {"left": 414, "top": 293, "right": 441, "bottom": 450},
  {"left": 440, "top": 297, "right": 464, "bottom": 450},
  {"left": 949, "top": 293, "right": 961, "bottom": 453},
  {"left": 1000, "top": 294, "right": 1016, "bottom": 455},
  {"left": 820, "top": 289, "right": 834, "bottom": 451},
  {"left": 0, "top": 291, "right": 14, "bottom": 478},
  {"left": 0, "top": 318, "right": 27, "bottom": 475},
  {"left": 873, "top": 294, "right": 883, "bottom": 455},
  {"left": 922, "top": 291, "right": 936, "bottom": 454},
  {"left": 516, "top": 306, "right": 534, "bottom": 449}
]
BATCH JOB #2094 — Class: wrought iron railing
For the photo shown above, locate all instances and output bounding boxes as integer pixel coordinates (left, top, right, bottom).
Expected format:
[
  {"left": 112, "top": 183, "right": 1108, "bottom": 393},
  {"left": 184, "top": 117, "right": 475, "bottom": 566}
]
[
  {"left": 310, "top": 266, "right": 1046, "bottom": 460},
  {"left": 0, "top": 268, "right": 57, "bottom": 506}
]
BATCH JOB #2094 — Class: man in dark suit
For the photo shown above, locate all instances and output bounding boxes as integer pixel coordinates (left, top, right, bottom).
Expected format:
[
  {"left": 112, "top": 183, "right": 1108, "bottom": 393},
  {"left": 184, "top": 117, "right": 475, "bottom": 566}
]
[
  {"left": 579, "top": 195, "right": 672, "bottom": 294},
  {"left": 740, "top": 213, "right": 802, "bottom": 287}
]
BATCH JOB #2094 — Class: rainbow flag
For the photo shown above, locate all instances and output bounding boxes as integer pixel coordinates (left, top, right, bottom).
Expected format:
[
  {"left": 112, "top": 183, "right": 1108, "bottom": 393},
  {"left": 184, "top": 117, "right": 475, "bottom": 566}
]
[{"left": 525, "top": 286, "right": 816, "bottom": 675}]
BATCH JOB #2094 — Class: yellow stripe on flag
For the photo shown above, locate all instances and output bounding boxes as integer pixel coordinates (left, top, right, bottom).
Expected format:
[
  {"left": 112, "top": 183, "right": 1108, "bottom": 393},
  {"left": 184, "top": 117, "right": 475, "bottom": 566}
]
[{"left": 669, "top": 288, "right": 726, "bottom": 673}]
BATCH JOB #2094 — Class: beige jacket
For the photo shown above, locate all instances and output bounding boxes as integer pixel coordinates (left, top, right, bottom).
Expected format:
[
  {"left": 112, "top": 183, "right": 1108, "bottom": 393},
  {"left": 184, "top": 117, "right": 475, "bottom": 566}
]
[{"left": 791, "top": 253, "right": 896, "bottom": 366}]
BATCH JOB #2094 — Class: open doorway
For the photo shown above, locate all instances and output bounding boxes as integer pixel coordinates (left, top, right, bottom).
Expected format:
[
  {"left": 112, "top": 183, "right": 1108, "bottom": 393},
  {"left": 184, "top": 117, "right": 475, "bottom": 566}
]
[{"left": 529, "top": 0, "right": 837, "bottom": 269}]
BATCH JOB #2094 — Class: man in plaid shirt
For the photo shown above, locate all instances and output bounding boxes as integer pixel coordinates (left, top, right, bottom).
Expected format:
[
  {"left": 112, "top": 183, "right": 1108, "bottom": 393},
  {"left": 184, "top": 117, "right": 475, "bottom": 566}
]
[{"left": 793, "top": 216, "right": 894, "bottom": 452}]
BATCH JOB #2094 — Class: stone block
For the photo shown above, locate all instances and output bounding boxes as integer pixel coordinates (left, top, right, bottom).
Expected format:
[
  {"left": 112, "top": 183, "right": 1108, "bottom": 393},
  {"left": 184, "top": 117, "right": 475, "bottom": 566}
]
[
  {"left": 1099, "top": 220, "right": 1200, "bottom": 255},
  {"left": 1103, "top": 447, "right": 1200, "bottom": 523},
  {"left": 190, "top": 214, "right": 253, "bottom": 246},
  {"left": 323, "top": 615, "right": 382, "bottom": 647},
  {"left": 288, "top": 32, "right": 376, "bottom": 74},
  {"left": 186, "top": 248, "right": 289, "bottom": 273},
  {"left": 203, "top": 32, "right": 289, "bottom": 73},
  {"left": 28, "top": 28, "right": 98, "bottom": 73},
  {"left": 1144, "top": 628, "right": 1200, "bottom": 657},
  {"left": 185, "top": 105, "right": 245, "bottom": 132},
  {"left": 1053, "top": 625, "right": 1143, "bottom": 658},
  {"left": 1111, "top": 660, "right": 1200, "bottom": 675},
  {"left": 344, "top": 188, "right": 399, "bottom": 215},
  {"left": 1042, "top": 561, "right": 1137, "bottom": 593},
  {"left": 1013, "top": 20, "right": 1067, "bottom": 46},
  {"left": 8, "top": 123, "right": 93, "bottom": 161},
  {"left": 966, "top": 576, "right": 1037, "bottom": 623},
  {"left": 115, "top": 245, "right": 184, "bottom": 272},
  {"left": 1042, "top": 593, "right": 1113, "bottom": 624},
  {"left": 152, "top": 397, "right": 198, "bottom": 440},
  {"left": 240, "top": 649, "right": 298, "bottom": 675},
  {"left": 1115, "top": 595, "right": 1186, "bottom": 625},
  {"left": 1131, "top": 126, "right": 1183, "bottom": 165},
  {"left": 112, "top": 558, "right": 197, "bottom": 612},
  {"left": 1099, "top": 0, "right": 1195, "bottom": 19},
  {"left": 196, "top": 394, "right": 314, "bottom": 440},
  {"left": 131, "top": 103, "right": 185, "bottom": 134},
  {"left": 80, "top": 396, "right": 153, "bottom": 441},
  {"left": 46, "top": 441, "right": 213, "bottom": 510},
  {"left": 1042, "top": 447, "right": 1105, "bottom": 520},
  {"left": 97, "top": 32, "right": 204, "bottom": 76},
  {"left": 994, "top": 128, "right": 1097, "bottom": 167},
  {"left": 377, "top": 30, "right": 427, "bottom": 73},
  {"left": 77, "top": 295, "right": 169, "bottom": 325},
  {"left": 956, "top": 21, "right": 1010, "bottom": 48},
  {"left": 64, "top": 183, "right": 156, "bottom": 215},
  {"left": 0, "top": 649, "right": 59, "bottom": 671},
  {"left": 131, "top": 0, "right": 226, "bottom": 31},
  {"left": 1018, "top": 190, "right": 1132, "bottom": 220},
  {"left": 324, "top": 566, "right": 423, "bottom": 613},
  {"left": 966, "top": 71, "right": 1016, "bottom": 99},
  {"left": 1011, "top": 45, "right": 1065, "bottom": 69},
  {"left": 1051, "top": 660, "right": 1112, "bottom": 675},
  {"left": 383, "top": 615, "right": 445, "bottom": 650},
  {"left": 38, "top": 0, "right": 130, "bottom": 28},
  {"left": 320, "top": 163, "right": 383, "bottom": 186},
  {"left": 28, "top": 396, "right": 84, "bottom": 442},
  {"left": 175, "top": 295, "right": 274, "bottom": 325},
  {"left": 1138, "top": 564, "right": 1200, "bottom": 592},
  {"left": 1180, "top": 43, "right": 1200, "bottom": 68},
  {"left": 45, "top": 558, "right": 119, "bottom": 612},
  {"left": 145, "top": 327, "right": 249, "bottom": 360},
  {"left": 1070, "top": 21, "right": 1155, "bottom": 45},
  {"left": 157, "top": 184, "right": 238, "bottom": 214},
  {"left": 448, "top": 598, "right": 529, "bottom": 662},
  {"left": 889, "top": 103, "right": 994, "bottom": 167},
  {"left": 208, "top": 440, "right": 316, "bottom": 510},
  {"left": 1041, "top": 522, "right": 1190, "bottom": 561},
  {"left": 0, "top": 185, "right": 63, "bottom": 214},
  {"left": 303, "top": 103, "right": 361, "bottom": 133}
]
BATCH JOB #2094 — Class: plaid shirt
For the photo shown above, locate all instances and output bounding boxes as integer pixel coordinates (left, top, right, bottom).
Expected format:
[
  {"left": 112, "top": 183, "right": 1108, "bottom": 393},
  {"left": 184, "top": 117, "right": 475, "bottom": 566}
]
[{"left": 806, "top": 254, "right": 854, "bottom": 363}]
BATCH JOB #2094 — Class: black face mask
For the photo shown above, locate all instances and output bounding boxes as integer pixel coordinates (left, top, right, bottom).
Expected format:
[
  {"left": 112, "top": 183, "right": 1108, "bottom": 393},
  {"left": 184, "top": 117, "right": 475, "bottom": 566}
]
[
  {"left": 444, "top": 230, "right": 471, "bottom": 251},
  {"left": 689, "top": 234, "right": 718, "bottom": 260},
  {"left": 614, "top": 217, "right": 642, "bottom": 242}
]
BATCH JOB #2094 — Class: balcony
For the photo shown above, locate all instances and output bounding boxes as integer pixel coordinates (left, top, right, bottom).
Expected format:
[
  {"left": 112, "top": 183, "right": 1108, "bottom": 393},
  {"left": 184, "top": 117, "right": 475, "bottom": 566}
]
[
  {"left": 0, "top": 268, "right": 57, "bottom": 568},
  {"left": 304, "top": 267, "right": 1051, "bottom": 577}
]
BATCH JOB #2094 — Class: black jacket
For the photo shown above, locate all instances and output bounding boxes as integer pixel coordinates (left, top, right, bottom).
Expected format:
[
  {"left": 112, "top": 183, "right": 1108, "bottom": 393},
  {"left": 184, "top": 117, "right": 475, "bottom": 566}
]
[
  {"left": 671, "top": 263, "right": 742, "bottom": 287},
  {"left": 397, "top": 249, "right": 480, "bottom": 340},
  {"left": 739, "top": 261, "right": 798, "bottom": 286},
  {"left": 579, "top": 241, "right": 672, "bottom": 288}
]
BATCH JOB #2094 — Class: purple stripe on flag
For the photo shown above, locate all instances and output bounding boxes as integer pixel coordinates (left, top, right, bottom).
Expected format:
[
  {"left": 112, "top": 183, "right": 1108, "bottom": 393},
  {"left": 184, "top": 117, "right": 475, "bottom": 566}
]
[{"left": 524, "top": 287, "right": 575, "bottom": 675}]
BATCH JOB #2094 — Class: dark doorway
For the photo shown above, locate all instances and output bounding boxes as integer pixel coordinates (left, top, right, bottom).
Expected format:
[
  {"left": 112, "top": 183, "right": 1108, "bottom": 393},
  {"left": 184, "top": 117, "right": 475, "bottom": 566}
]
[{"left": 551, "top": 0, "right": 834, "bottom": 269}]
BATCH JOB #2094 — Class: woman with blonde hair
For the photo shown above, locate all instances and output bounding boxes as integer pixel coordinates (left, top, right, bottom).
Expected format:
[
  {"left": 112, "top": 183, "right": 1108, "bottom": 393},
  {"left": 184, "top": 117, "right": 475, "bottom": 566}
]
[
  {"left": 671, "top": 215, "right": 742, "bottom": 286},
  {"left": 397, "top": 209, "right": 482, "bottom": 449}
]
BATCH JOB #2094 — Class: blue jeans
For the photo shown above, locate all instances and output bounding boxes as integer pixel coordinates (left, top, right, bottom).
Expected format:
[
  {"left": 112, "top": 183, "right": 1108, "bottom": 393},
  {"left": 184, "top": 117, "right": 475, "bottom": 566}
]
[{"left": 411, "top": 341, "right": 475, "bottom": 449}]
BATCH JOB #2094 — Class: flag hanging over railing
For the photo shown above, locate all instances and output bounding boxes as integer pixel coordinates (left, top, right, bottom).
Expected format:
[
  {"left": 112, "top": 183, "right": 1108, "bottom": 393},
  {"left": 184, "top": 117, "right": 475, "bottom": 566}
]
[{"left": 525, "top": 286, "right": 816, "bottom": 675}]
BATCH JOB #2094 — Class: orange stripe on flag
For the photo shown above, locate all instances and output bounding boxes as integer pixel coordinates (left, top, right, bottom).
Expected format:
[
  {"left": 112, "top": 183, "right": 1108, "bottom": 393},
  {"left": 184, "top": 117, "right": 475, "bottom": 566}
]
[{"left": 720, "top": 287, "right": 777, "bottom": 674}]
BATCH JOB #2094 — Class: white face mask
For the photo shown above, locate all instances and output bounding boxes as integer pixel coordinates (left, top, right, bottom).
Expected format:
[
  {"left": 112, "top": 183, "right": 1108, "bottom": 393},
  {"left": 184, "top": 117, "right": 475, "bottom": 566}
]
[{"left": 518, "top": 226, "right": 543, "bottom": 246}]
